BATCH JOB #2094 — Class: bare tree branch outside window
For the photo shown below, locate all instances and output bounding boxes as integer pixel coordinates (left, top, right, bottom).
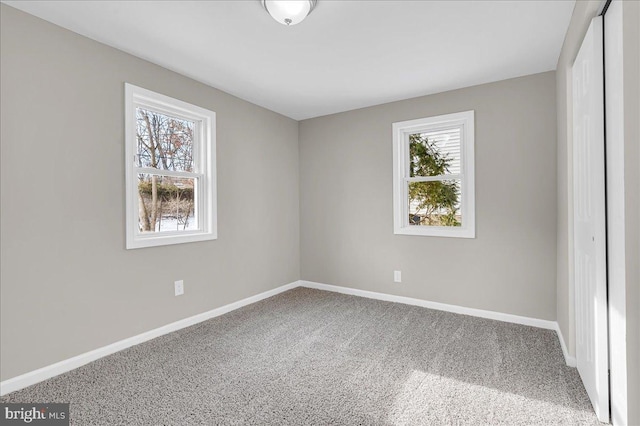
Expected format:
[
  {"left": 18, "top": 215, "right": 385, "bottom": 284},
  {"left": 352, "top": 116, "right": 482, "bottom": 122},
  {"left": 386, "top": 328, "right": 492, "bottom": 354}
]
[{"left": 136, "top": 108, "right": 196, "bottom": 233}]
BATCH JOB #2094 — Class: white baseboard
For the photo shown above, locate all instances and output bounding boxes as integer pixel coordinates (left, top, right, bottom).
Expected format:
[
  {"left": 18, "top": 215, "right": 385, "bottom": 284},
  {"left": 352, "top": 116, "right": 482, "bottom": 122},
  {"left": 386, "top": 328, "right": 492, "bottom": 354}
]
[
  {"left": 2, "top": 278, "right": 576, "bottom": 396},
  {"left": 0, "top": 281, "right": 299, "bottom": 396},
  {"left": 554, "top": 323, "right": 577, "bottom": 367},
  {"left": 300, "top": 280, "right": 557, "bottom": 330}
]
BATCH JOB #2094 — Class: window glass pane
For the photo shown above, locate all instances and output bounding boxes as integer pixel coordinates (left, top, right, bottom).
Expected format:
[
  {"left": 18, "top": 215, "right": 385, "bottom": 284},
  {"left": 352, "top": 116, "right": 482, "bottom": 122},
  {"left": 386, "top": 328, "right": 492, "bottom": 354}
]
[
  {"left": 409, "top": 127, "right": 460, "bottom": 176},
  {"left": 408, "top": 180, "right": 461, "bottom": 227},
  {"left": 137, "top": 174, "right": 197, "bottom": 233},
  {"left": 136, "top": 107, "right": 194, "bottom": 172}
]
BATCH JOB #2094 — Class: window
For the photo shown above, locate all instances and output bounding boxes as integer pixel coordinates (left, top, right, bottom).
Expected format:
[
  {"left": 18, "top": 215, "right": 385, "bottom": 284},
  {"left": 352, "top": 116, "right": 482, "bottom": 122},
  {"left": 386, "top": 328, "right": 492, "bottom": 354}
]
[
  {"left": 392, "top": 111, "right": 475, "bottom": 238},
  {"left": 125, "top": 83, "right": 217, "bottom": 249}
]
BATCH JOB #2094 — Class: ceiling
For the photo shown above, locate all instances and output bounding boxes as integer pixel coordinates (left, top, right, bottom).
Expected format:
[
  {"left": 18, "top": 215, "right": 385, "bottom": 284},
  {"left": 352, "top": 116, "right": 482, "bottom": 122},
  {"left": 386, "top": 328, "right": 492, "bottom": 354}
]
[{"left": 4, "top": 1, "right": 575, "bottom": 120}]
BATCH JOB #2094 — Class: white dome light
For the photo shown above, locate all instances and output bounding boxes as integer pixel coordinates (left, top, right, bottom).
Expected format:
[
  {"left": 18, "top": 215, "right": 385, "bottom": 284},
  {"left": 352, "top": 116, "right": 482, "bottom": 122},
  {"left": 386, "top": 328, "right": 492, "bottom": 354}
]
[{"left": 262, "top": 1, "right": 317, "bottom": 26}]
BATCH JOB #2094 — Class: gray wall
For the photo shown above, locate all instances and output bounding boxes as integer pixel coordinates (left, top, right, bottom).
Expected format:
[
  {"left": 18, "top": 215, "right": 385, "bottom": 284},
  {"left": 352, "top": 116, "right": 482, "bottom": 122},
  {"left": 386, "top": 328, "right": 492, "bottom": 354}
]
[
  {"left": 0, "top": 5, "right": 300, "bottom": 381},
  {"left": 622, "top": 2, "right": 639, "bottom": 423},
  {"left": 299, "top": 72, "right": 557, "bottom": 321}
]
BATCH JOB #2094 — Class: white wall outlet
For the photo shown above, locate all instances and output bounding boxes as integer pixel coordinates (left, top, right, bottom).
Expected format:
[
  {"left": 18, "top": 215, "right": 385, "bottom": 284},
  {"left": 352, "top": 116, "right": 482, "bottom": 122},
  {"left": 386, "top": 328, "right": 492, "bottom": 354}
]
[
  {"left": 394, "top": 270, "right": 402, "bottom": 283},
  {"left": 174, "top": 280, "right": 184, "bottom": 296}
]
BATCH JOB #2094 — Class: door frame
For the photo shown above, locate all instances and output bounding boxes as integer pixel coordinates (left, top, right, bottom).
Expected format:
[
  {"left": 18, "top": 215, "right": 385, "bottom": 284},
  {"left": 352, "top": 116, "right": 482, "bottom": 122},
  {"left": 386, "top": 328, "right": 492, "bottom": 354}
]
[{"left": 602, "top": 0, "right": 628, "bottom": 424}]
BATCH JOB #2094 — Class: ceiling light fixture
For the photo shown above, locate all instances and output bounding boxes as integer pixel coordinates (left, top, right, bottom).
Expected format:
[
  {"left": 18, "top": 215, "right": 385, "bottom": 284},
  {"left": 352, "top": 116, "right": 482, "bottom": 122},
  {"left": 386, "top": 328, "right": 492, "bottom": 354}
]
[{"left": 262, "top": 0, "right": 317, "bottom": 26}]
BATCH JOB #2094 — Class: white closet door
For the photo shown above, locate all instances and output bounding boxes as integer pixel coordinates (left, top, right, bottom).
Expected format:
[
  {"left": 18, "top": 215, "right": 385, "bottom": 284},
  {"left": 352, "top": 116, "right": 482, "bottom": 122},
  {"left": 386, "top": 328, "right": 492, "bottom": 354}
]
[{"left": 572, "top": 15, "right": 609, "bottom": 423}]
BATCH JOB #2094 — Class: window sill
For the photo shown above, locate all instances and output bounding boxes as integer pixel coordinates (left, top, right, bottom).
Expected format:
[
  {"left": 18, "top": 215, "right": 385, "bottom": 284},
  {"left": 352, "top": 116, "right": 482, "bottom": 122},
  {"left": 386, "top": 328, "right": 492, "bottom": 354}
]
[
  {"left": 127, "top": 231, "right": 217, "bottom": 249},
  {"left": 394, "top": 226, "right": 475, "bottom": 239}
]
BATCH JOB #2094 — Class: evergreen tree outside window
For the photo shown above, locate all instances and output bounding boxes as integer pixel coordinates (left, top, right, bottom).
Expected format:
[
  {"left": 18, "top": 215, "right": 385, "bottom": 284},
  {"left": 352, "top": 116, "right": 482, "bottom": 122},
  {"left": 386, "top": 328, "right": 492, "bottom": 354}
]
[{"left": 392, "top": 111, "right": 475, "bottom": 238}]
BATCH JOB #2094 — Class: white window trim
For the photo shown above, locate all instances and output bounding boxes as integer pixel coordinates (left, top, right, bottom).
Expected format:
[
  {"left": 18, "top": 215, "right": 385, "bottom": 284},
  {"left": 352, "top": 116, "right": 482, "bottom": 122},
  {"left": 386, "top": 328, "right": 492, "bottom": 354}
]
[
  {"left": 125, "top": 83, "right": 217, "bottom": 249},
  {"left": 392, "top": 110, "right": 475, "bottom": 238}
]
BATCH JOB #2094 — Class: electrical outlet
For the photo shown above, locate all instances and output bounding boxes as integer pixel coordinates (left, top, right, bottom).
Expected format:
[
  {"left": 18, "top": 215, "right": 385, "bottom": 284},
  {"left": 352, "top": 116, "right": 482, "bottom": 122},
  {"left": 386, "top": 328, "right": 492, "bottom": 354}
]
[
  {"left": 394, "top": 270, "right": 402, "bottom": 283},
  {"left": 174, "top": 280, "right": 184, "bottom": 296}
]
